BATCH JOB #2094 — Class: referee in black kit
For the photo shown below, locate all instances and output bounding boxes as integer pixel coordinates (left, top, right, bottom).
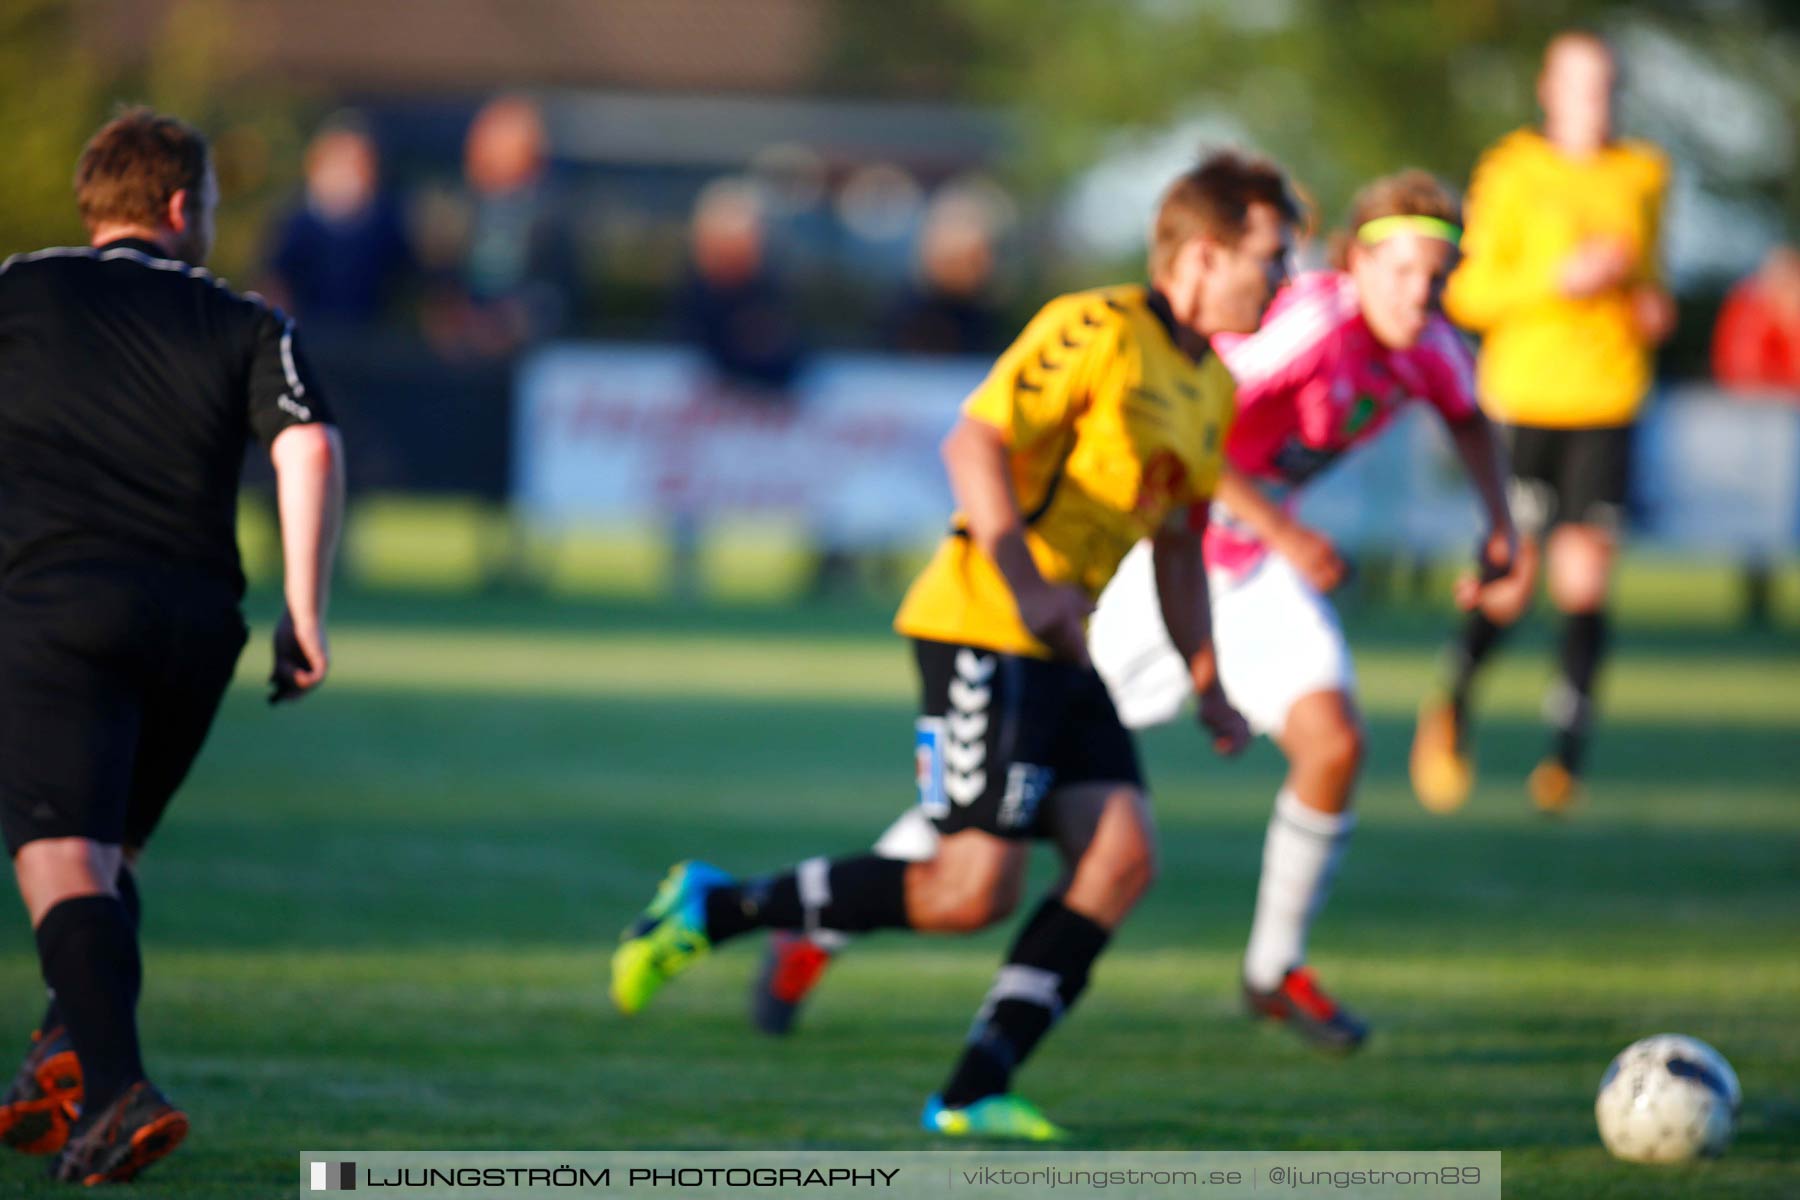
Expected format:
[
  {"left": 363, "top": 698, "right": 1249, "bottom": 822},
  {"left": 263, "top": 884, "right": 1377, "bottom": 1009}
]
[{"left": 0, "top": 108, "right": 343, "bottom": 1184}]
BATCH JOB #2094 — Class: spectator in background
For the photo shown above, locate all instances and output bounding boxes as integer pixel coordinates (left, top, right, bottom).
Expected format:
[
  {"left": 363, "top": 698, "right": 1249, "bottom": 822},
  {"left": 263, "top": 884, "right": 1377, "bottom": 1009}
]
[
  {"left": 265, "top": 116, "right": 413, "bottom": 330},
  {"left": 1711, "top": 245, "right": 1800, "bottom": 626},
  {"left": 1713, "top": 245, "right": 1800, "bottom": 395},
  {"left": 676, "top": 179, "right": 806, "bottom": 394},
  {"left": 885, "top": 192, "right": 1001, "bottom": 356},
  {"left": 425, "top": 95, "right": 579, "bottom": 359}
]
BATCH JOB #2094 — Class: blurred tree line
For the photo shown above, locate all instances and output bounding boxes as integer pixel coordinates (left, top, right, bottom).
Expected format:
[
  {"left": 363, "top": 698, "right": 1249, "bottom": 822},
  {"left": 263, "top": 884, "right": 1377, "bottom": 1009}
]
[
  {"left": 0, "top": 0, "right": 306, "bottom": 279},
  {"left": 5, "top": 0, "right": 1793, "bottom": 326},
  {"left": 825, "top": 0, "right": 1800, "bottom": 239},
  {"left": 823, "top": 0, "right": 1799, "bottom": 372}
]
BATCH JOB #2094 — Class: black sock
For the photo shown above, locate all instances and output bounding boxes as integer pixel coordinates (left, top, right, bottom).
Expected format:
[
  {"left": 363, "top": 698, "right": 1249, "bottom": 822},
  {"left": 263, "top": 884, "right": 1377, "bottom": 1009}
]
[
  {"left": 1552, "top": 611, "right": 1608, "bottom": 773},
  {"left": 116, "top": 865, "right": 141, "bottom": 931},
  {"left": 38, "top": 868, "right": 139, "bottom": 1037},
  {"left": 35, "top": 896, "right": 145, "bottom": 1117},
  {"left": 940, "top": 898, "right": 1110, "bottom": 1108},
  {"left": 1449, "top": 611, "right": 1509, "bottom": 738},
  {"left": 703, "top": 855, "right": 910, "bottom": 945}
]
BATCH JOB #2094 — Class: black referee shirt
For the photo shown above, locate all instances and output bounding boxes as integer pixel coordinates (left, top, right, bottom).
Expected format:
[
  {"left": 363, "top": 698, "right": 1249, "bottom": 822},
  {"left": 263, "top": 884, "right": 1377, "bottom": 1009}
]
[{"left": 0, "top": 238, "right": 334, "bottom": 595}]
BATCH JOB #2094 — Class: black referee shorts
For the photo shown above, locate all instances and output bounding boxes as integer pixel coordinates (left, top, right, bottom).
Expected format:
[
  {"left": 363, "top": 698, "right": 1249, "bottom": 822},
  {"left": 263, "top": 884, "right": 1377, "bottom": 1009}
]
[
  {"left": 0, "top": 557, "right": 247, "bottom": 856},
  {"left": 912, "top": 638, "right": 1142, "bottom": 840},
  {"left": 1504, "top": 422, "right": 1634, "bottom": 537}
]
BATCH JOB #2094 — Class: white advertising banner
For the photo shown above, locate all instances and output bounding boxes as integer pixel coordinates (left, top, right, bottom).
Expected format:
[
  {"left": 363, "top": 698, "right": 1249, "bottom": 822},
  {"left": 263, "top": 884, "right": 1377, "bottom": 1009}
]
[
  {"left": 1634, "top": 387, "right": 1800, "bottom": 553},
  {"left": 514, "top": 344, "right": 1800, "bottom": 556},
  {"left": 514, "top": 344, "right": 981, "bottom": 545},
  {"left": 1291, "top": 387, "right": 1800, "bottom": 556}
]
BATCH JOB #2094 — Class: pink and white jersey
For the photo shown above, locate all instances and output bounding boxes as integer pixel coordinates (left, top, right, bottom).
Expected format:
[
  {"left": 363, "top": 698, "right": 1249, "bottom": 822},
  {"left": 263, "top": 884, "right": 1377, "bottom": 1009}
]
[{"left": 1206, "top": 271, "right": 1479, "bottom": 578}]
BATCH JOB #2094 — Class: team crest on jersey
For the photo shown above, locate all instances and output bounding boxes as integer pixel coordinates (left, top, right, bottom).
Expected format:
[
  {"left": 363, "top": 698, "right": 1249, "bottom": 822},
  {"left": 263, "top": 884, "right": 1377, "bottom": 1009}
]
[
  {"left": 1343, "top": 393, "right": 1380, "bottom": 438},
  {"left": 1135, "top": 450, "right": 1189, "bottom": 520}
]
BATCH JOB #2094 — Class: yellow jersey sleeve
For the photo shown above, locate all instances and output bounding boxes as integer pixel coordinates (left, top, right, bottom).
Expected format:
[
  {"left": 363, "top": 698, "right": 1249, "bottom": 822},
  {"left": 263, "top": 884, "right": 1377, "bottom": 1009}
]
[
  {"left": 962, "top": 293, "right": 1120, "bottom": 451},
  {"left": 1444, "top": 138, "right": 1561, "bottom": 333}
]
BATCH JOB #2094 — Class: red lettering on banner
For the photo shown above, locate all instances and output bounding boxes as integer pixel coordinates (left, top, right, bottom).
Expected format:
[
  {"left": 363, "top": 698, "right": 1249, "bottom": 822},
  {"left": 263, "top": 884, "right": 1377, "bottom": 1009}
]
[{"left": 521, "top": 350, "right": 979, "bottom": 530}]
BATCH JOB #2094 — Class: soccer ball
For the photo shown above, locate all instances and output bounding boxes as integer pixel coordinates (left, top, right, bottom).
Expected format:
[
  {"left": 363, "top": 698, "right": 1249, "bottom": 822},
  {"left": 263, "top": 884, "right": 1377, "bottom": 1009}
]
[{"left": 1595, "top": 1034, "right": 1741, "bottom": 1163}]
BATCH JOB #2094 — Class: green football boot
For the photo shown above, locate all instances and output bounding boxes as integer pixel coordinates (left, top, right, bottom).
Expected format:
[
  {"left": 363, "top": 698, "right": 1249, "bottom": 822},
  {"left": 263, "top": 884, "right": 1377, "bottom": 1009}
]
[
  {"left": 921, "top": 1093, "right": 1068, "bottom": 1142},
  {"left": 611, "top": 861, "right": 733, "bottom": 1015}
]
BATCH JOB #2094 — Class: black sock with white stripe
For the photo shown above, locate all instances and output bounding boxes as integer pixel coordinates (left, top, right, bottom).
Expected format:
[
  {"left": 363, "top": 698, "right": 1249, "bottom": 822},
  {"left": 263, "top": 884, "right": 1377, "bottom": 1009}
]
[
  {"left": 940, "top": 898, "right": 1109, "bottom": 1108},
  {"left": 703, "top": 855, "right": 910, "bottom": 945}
]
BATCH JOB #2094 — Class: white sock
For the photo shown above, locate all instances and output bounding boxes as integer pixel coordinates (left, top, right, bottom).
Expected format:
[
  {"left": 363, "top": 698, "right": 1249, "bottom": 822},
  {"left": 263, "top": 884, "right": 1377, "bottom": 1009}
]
[{"left": 1243, "top": 788, "right": 1356, "bottom": 991}]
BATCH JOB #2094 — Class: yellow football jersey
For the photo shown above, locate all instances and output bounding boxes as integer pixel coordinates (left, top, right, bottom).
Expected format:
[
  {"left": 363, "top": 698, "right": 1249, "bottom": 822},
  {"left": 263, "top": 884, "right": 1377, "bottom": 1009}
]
[
  {"left": 894, "top": 285, "right": 1236, "bottom": 659},
  {"left": 1445, "top": 129, "right": 1669, "bottom": 427}
]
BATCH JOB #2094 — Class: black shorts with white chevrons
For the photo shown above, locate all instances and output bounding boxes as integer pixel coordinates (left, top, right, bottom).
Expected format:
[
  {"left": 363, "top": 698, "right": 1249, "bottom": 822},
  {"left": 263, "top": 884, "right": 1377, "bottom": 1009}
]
[{"left": 911, "top": 638, "right": 1142, "bottom": 840}]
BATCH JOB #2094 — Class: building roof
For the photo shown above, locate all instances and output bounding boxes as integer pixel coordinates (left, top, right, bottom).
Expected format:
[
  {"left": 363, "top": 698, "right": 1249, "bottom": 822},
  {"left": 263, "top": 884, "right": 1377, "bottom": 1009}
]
[{"left": 81, "top": 0, "right": 830, "bottom": 93}]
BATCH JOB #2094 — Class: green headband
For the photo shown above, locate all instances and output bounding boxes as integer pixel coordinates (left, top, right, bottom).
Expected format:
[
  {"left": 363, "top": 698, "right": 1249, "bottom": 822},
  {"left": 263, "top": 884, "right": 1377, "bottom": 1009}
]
[{"left": 1356, "top": 215, "right": 1462, "bottom": 247}]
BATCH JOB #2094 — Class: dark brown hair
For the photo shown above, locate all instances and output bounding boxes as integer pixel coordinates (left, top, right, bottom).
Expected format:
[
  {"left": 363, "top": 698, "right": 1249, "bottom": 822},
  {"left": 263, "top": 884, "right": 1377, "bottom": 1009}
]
[
  {"left": 74, "top": 107, "right": 210, "bottom": 233},
  {"left": 1149, "top": 150, "right": 1305, "bottom": 279},
  {"left": 1330, "top": 169, "right": 1461, "bottom": 269}
]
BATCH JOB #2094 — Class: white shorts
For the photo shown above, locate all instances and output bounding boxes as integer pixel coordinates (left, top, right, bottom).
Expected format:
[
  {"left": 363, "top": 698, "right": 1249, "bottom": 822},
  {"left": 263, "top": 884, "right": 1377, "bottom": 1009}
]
[{"left": 1088, "top": 541, "right": 1355, "bottom": 736}]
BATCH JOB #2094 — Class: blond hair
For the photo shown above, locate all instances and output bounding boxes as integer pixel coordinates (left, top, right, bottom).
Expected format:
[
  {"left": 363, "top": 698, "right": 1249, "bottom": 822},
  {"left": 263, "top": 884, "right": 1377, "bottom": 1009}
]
[{"left": 1330, "top": 169, "right": 1460, "bottom": 269}]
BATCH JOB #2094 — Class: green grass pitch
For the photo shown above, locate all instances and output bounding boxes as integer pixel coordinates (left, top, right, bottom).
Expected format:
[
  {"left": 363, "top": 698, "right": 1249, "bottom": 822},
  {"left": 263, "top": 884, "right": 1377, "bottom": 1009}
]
[{"left": 0, "top": 590, "right": 1794, "bottom": 1197}]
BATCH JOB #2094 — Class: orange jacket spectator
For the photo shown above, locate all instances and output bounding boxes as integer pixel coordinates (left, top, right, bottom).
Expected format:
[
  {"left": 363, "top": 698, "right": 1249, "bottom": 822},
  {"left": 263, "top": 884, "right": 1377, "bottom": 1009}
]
[{"left": 1713, "top": 247, "right": 1800, "bottom": 393}]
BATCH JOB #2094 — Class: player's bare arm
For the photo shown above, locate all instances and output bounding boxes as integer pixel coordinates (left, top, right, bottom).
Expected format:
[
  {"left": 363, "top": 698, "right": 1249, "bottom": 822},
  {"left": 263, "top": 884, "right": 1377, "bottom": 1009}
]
[
  {"left": 1444, "top": 413, "right": 1523, "bottom": 614},
  {"left": 1214, "top": 466, "right": 1348, "bottom": 592},
  {"left": 1630, "top": 283, "right": 1677, "bottom": 345},
  {"left": 1151, "top": 510, "right": 1250, "bottom": 756},
  {"left": 941, "top": 415, "right": 1092, "bottom": 666},
  {"left": 271, "top": 422, "right": 346, "bottom": 697}
]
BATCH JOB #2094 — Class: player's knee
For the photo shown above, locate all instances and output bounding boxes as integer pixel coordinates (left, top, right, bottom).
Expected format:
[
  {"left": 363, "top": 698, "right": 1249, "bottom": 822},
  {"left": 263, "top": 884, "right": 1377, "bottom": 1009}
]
[
  {"left": 1120, "top": 842, "right": 1159, "bottom": 904},
  {"left": 1548, "top": 531, "right": 1613, "bottom": 613},
  {"left": 1549, "top": 567, "right": 1609, "bottom": 613},
  {"left": 13, "top": 837, "right": 122, "bottom": 926},
  {"left": 15, "top": 837, "right": 111, "bottom": 887},
  {"left": 1293, "top": 712, "right": 1363, "bottom": 782},
  {"left": 1090, "top": 835, "right": 1159, "bottom": 909},
  {"left": 1323, "top": 721, "right": 1366, "bottom": 780}
]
